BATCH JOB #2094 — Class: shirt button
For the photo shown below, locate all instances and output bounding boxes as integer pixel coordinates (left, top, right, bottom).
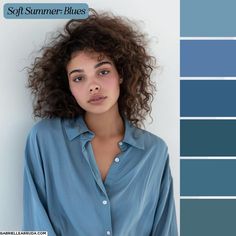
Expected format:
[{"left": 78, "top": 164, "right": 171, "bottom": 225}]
[
  {"left": 114, "top": 157, "right": 120, "bottom": 163},
  {"left": 102, "top": 200, "right": 108, "bottom": 205},
  {"left": 106, "top": 231, "right": 111, "bottom": 235},
  {"left": 119, "top": 141, "right": 123, "bottom": 146}
]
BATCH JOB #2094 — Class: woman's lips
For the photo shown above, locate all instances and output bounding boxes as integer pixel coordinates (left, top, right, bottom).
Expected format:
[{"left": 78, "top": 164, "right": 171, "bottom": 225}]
[{"left": 88, "top": 95, "right": 107, "bottom": 104}]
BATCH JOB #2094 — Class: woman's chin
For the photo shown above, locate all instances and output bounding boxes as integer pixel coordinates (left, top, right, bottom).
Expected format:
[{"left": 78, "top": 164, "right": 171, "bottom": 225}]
[{"left": 85, "top": 107, "right": 111, "bottom": 115}]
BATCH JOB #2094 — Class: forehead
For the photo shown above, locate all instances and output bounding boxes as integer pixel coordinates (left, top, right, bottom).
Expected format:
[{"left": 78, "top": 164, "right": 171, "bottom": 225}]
[
  {"left": 66, "top": 50, "right": 114, "bottom": 73},
  {"left": 70, "top": 50, "right": 109, "bottom": 63}
]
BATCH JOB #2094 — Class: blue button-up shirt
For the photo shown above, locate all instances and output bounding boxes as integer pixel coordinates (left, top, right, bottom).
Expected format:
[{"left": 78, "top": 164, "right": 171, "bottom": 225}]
[{"left": 23, "top": 116, "right": 178, "bottom": 236}]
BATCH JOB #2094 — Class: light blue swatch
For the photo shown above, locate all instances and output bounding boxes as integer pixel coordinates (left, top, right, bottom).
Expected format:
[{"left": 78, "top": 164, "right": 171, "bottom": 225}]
[{"left": 181, "top": 0, "right": 236, "bottom": 36}]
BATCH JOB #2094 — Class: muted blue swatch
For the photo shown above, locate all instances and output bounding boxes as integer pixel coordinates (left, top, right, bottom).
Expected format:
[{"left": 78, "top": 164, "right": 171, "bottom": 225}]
[
  {"left": 181, "top": 0, "right": 236, "bottom": 37},
  {"left": 180, "top": 40, "right": 236, "bottom": 77},
  {"left": 180, "top": 120, "right": 236, "bottom": 156},
  {"left": 181, "top": 199, "right": 236, "bottom": 236},
  {"left": 180, "top": 80, "right": 236, "bottom": 117},
  {"left": 181, "top": 159, "right": 236, "bottom": 196}
]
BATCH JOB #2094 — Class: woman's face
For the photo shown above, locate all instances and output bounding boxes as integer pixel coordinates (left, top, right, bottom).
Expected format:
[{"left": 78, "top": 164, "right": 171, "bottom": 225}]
[{"left": 67, "top": 51, "right": 121, "bottom": 115}]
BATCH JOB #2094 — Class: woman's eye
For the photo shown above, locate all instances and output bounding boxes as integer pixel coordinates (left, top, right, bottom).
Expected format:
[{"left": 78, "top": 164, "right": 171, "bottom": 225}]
[
  {"left": 99, "top": 70, "right": 110, "bottom": 76},
  {"left": 73, "top": 76, "right": 83, "bottom": 82}
]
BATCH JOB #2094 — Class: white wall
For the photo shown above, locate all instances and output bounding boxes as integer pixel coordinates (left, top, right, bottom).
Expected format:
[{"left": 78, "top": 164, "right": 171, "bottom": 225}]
[{"left": 0, "top": 0, "right": 179, "bottom": 231}]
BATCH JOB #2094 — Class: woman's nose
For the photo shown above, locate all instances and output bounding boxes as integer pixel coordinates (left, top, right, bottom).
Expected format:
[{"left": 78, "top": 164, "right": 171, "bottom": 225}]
[{"left": 89, "top": 83, "right": 101, "bottom": 94}]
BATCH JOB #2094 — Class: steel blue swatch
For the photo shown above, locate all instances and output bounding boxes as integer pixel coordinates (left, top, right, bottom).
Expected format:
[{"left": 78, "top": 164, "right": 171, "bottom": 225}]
[
  {"left": 181, "top": 0, "right": 236, "bottom": 36},
  {"left": 181, "top": 159, "right": 236, "bottom": 196},
  {"left": 180, "top": 40, "right": 236, "bottom": 77},
  {"left": 180, "top": 120, "right": 236, "bottom": 156},
  {"left": 181, "top": 199, "right": 236, "bottom": 236},
  {"left": 181, "top": 80, "right": 236, "bottom": 117}
]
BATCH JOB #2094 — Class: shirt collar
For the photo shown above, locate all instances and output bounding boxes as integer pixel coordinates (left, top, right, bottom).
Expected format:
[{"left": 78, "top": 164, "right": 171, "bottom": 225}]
[
  {"left": 63, "top": 116, "right": 144, "bottom": 150},
  {"left": 63, "top": 116, "right": 94, "bottom": 141},
  {"left": 122, "top": 119, "right": 144, "bottom": 150}
]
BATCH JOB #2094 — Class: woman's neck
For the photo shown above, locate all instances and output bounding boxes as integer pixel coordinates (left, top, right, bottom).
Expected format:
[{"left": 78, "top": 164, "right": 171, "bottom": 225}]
[{"left": 84, "top": 108, "right": 124, "bottom": 139}]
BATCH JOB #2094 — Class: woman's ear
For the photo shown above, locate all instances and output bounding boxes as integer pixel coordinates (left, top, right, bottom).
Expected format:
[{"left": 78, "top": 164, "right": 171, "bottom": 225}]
[{"left": 119, "top": 78, "right": 123, "bottom": 84}]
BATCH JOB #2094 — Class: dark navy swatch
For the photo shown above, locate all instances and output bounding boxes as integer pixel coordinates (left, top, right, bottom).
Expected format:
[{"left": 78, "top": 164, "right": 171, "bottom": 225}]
[
  {"left": 180, "top": 120, "right": 236, "bottom": 156},
  {"left": 181, "top": 199, "right": 236, "bottom": 236},
  {"left": 181, "top": 159, "right": 236, "bottom": 196},
  {"left": 180, "top": 80, "right": 236, "bottom": 117},
  {"left": 181, "top": 0, "right": 236, "bottom": 37},
  {"left": 180, "top": 40, "right": 236, "bottom": 77}
]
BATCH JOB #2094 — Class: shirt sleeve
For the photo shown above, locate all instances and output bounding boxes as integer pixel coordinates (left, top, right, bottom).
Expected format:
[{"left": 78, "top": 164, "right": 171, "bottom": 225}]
[
  {"left": 150, "top": 155, "right": 178, "bottom": 236},
  {"left": 22, "top": 128, "right": 57, "bottom": 236}
]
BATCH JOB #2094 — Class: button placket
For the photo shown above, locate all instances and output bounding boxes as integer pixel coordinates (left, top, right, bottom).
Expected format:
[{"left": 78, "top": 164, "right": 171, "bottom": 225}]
[
  {"left": 104, "top": 142, "right": 128, "bottom": 184},
  {"left": 114, "top": 141, "right": 125, "bottom": 164},
  {"left": 100, "top": 197, "right": 112, "bottom": 236}
]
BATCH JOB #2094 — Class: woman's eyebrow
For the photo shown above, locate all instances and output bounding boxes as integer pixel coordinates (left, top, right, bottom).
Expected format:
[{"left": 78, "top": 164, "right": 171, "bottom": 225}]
[
  {"left": 68, "top": 61, "right": 112, "bottom": 76},
  {"left": 68, "top": 69, "right": 83, "bottom": 76},
  {"left": 94, "top": 61, "right": 112, "bottom": 68}
]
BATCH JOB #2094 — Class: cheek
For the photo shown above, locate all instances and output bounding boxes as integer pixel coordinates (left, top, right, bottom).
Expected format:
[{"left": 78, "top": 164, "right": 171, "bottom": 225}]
[
  {"left": 104, "top": 77, "right": 120, "bottom": 92},
  {"left": 69, "top": 83, "right": 76, "bottom": 96},
  {"left": 69, "top": 85, "right": 84, "bottom": 102}
]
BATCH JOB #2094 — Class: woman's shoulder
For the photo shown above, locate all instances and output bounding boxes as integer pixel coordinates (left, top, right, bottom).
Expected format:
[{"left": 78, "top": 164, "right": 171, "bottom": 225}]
[
  {"left": 133, "top": 125, "right": 168, "bottom": 152},
  {"left": 143, "top": 128, "right": 168, "bottom": 150},
  {"left": 27, "top": 117, "right": 63, "bottom": 140},
  {"left": 131, "top": 125, "right": 169, "bottom": 164}
]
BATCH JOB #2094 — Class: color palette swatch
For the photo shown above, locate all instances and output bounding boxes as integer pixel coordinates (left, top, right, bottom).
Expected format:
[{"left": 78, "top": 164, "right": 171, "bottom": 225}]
[
  {"left": 181, "top": 160, "right": 236, "bottom": 196},
  {"left": 181, "top": 0, "right": 236, "bottom": 37},
  {"left": 181, "top": 199, "right": 236, "bottom": 236},
  {"left": 181, "top": 40, "right": 236, "bottom": 77},
  {"left": 181, "top": 120, "right": 236, "bottom": 156},
  {"left": 181, "top": 80, "right": 236, "bottom": 117},
  {"left": 180, "top": 0, "right": 236, "bottom": 235}
]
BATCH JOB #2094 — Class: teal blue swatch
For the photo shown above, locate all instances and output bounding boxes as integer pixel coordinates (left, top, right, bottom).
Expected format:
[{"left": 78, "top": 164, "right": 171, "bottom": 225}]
[
  {"left": 4, "top": 3, "right": 88, "bottom": 19},
  {"left": 181, "top": 0, "right": 236, "bottom": 36},
  {"left": 181, "top": 120, "right": 236, "bottom": 156},
  {"left": 181, "top": 199, "right": 236, "bottom": 236},
  {"left": 181, "top": 160, "right": 236, "bottom": 196}
]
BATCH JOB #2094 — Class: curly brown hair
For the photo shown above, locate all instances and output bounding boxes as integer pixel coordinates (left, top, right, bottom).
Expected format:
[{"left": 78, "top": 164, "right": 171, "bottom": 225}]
[{"left": 27, "top": 9, "right": 156, "bottom": 127}]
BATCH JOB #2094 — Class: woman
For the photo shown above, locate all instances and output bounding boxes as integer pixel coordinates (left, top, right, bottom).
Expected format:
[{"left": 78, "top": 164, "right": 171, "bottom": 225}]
[{"left": 23, "top": 10, "right": 178, "bottom": 236}]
